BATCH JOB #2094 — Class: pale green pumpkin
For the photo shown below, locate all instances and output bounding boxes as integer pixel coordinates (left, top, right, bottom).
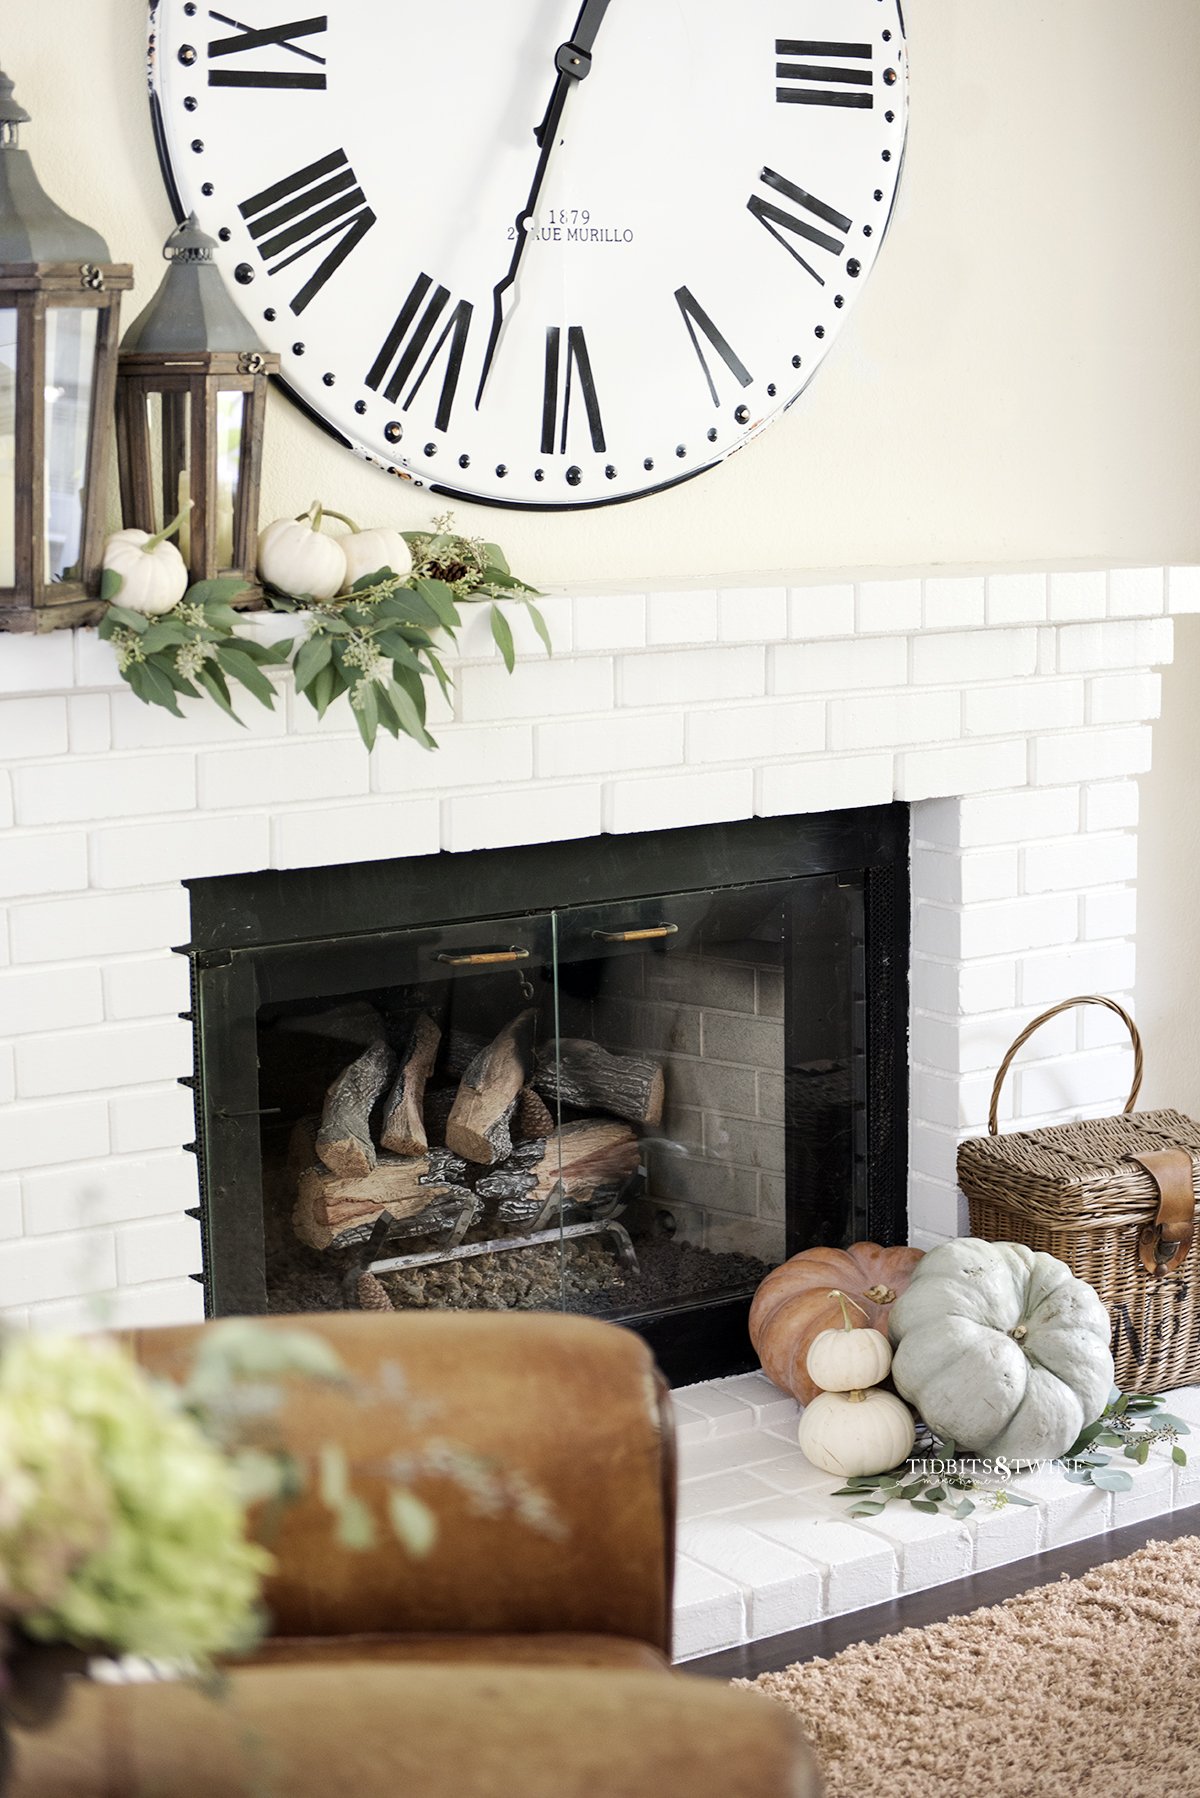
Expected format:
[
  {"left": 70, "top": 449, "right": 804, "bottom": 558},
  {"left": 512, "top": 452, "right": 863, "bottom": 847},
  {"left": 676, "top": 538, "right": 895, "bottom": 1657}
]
[{"left": 888, "top": 1239, "right": 1114, "bottom": 1462}]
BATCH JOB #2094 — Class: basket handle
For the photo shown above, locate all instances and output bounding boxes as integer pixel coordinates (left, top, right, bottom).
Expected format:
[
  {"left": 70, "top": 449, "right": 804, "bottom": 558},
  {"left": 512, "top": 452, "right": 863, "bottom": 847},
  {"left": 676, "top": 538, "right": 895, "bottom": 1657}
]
[{"left": 988, "top": 995, "right": 1143, "bottom": 1136}]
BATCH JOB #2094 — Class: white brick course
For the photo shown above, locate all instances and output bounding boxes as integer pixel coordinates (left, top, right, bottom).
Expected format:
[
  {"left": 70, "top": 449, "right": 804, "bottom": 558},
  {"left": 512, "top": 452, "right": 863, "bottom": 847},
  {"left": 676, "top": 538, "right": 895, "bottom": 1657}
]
[{"left": 14, "top": 754, "right": 196, "bottom": 826}]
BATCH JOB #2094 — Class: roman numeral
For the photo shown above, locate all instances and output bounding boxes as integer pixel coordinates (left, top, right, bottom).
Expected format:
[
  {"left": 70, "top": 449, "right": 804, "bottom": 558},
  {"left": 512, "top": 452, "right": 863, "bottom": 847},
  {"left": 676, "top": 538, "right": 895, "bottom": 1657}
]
[
  {"left": 541, "top": 326, "right": 605, "bottom": 455},
  {"left": 207, "top": 11, "right": 327, "bottom": 88},
  {"left": 775, "top": 38, "right": 873, "bottom": 108},
  {"left": 238, "top": 149, "right": 375, "bottom": 315},
  {"left": 674, "top": 288, "right": 752, "bottom": 407},
  {"left": 366, "top": 274, "right": 474, "bottom": 433},
  {"left": 747, "top": 168, "right": 852, "bottom": 286}
]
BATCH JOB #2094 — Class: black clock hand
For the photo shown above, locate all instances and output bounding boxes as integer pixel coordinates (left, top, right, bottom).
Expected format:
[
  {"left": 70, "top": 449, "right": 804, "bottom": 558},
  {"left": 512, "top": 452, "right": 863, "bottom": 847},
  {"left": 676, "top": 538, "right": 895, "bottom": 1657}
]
[{"left": 475, "top": 0, "right": 613, "bottom": 409}]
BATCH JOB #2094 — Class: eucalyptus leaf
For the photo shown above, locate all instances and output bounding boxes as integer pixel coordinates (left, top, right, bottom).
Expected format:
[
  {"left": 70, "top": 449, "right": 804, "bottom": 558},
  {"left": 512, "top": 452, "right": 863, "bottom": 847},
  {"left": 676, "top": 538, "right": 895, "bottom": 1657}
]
[
  {"left": 294, "top": 634, "right": 334, "bottom": 694},
  {"left": 1090, "top": 1466, "right": 1134, "bottom": 1492},
  {"left": 953, "top": 1498, "right": 975, "bottom": 1519},
  {"left": 311, "top": 662, "right": 338, "bottom": 719},
  {"left": 490, "top": 603, "right": 515, "bottom": 673},
  {"left": 100, "top": 566, "right": 124, "bottom": 601},
  {"left": 105, "top": 603, "right": 150, "bottom": 634},
  {"left": 216, "top": 645, "right": 277, "bottom": 708},
  {"left": 351, "top": 566, "right": 394, "bottom": 591},
  {"left": 388, "top": 1488, "right": 438, "bottom": 1557},
  {"left": 523, "top": 598, "right": 553, "bottom": 655},
  {"left": 195, "top": 661, "right": 241, "bottom": 722},
  {"left": 1173, "top": 1445, "right": 1188, "bottom": 1466},
  {"left": 353, "top": 680, "right": 379, "bottom": 751},
  {"left": 188, "top": 578, "right": 250, "bottom": 606},
  {"left": 1002, "top": 1492, "right": 1037, "bottom": 1506},
  {"left": 847, "top": 1500, "right": 887, "bottom": 1517},
  {"left": 1153, "top": 1415, "right": 1191, "bottom": 1435},
  {"left": 909, "top": 1499, "right": 941, "bottom": 1514}
]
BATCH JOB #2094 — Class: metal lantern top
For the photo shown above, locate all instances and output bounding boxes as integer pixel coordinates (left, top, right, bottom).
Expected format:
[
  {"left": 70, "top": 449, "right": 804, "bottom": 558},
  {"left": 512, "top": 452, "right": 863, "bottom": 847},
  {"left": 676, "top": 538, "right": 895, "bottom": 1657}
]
[
  {"left": 0, "top": 63, "right": 110, "bottom": 264},
  {"left": 121, "top": 215, "right": 268, "bottom": 356}
]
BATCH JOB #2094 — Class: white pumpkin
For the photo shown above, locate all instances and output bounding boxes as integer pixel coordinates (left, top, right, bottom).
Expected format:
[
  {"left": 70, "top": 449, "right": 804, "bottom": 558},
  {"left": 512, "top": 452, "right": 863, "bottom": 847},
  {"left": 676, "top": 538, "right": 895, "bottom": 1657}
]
[
  {"left": 804, "top": 1287, "right": 894, "bottom": 1392},
  {"left": 257, "top": 505, "right": 347, "bottom": 601},
  {"left": 340, "top": 525, "right": 412, "bottom": 591},
  {"left": 888, "top": 1238, "right": 1114, "bottom": 1462},
  {"left": 798, "top": 1388, "right": 916, "bottom": 1478},
  {"left": 806, "top": 1323, "right": 893, "bottom": 1394},
  {"left": 102, "top": 507, "right": 190, "bottom": 616}
]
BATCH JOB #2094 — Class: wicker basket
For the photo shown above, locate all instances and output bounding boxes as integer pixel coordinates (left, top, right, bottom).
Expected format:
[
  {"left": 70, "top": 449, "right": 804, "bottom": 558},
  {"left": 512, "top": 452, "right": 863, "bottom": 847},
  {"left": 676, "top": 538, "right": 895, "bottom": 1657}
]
[{"left": 957, "top": 995, "right": 1200, "bottom": 1392}]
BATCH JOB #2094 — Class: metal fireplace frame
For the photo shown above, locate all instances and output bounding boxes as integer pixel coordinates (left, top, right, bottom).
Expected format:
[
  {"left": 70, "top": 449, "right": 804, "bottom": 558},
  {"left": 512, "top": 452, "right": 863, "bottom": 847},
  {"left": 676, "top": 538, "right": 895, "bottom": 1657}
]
[{"left": 179, "top": 805, "right": 910, "bottom": 1384}]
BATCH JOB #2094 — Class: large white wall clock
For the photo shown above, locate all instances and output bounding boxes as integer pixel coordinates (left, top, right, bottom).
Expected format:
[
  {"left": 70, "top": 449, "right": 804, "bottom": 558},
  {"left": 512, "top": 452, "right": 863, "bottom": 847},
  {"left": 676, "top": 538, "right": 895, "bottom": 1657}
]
[{"left": 148, "top": 1, "right": 907, "bottom": 510}]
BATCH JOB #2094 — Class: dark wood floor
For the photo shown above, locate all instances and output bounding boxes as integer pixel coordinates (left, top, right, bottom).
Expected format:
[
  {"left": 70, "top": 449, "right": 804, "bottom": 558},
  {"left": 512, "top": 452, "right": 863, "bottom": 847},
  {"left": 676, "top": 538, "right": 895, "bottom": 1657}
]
[{"left": 683, "top": 1499, "right": 1200, "bottom": 1680}]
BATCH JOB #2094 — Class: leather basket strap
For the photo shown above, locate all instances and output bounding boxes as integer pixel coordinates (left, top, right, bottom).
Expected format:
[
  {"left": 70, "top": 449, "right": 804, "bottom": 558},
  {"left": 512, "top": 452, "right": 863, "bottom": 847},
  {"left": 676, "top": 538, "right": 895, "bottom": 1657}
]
[{"left": 1131, "top": 1148, "right": 1196, "bottom": 1276}]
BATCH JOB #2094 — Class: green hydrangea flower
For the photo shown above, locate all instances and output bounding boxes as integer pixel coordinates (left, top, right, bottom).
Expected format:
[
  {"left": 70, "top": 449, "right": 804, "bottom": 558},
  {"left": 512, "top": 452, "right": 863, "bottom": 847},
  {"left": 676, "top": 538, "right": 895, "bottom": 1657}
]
[{"left": 1, "top": 1335, "right": 271, "bottom": 1662}]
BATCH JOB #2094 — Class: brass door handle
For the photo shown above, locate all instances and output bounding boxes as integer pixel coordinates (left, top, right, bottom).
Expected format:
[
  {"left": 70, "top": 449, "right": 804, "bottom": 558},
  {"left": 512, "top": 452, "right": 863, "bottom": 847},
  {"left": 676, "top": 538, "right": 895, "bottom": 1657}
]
[
  {"left": 591, "top": 924, "right": 678, "bottom": 943},
  {"left": 436, "top": 948, "right": 531, "bottom": 966}
]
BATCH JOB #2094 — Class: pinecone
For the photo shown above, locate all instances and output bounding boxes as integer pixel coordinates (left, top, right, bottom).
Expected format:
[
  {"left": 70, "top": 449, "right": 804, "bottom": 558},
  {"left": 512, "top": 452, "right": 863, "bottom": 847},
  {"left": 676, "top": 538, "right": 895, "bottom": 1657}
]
[{"left": 357, "top": 1271, "right": 394, "bottom": 1311}]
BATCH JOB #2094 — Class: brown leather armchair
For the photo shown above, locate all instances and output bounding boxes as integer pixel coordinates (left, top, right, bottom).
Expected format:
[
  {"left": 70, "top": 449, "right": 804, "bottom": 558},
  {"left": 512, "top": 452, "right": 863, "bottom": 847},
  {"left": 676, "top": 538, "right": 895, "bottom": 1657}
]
[{"left": 13, "top": 1312, "right": 820, "bottom": 1796}]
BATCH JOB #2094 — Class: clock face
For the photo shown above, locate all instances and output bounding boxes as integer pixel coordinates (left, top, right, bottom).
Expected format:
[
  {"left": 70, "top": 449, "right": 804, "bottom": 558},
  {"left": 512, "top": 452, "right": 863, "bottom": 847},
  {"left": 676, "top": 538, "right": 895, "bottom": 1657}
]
[{"left": 149, "top": 0, "right": 907, "bottom": 509}]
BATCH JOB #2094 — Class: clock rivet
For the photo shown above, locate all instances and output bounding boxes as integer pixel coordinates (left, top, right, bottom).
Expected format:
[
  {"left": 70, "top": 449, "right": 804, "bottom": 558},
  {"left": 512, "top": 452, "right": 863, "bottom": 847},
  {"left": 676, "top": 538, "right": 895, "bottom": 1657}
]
[
  {"left": 384, "top": 421, "right": 403, "bottom": 443},
  {"left": 218, "top": 227, "right": 231, "bottom": 243},
  {"left": 707, "top": 428, "right": 718, "bottom": 442},
  {"left": 885, "top": 110, "right": 895, "bottom": 122},
  {"left": 675, "top": 445, "right": 686, "bottom": 458},
  {"left": 202, "top": 182, "right": 214, "bottom": 197},
  {"left": 191, "top": 139, "right": 205, "bottom": 154},
  {"left": 292, "top": 342, "right": 306, "bottom": 355},
  {"left": 833, "top": 295, "right": 844, "bottom": 309},
  {"left": 459, "top": 454, "right": 470, "bottom": 468},
  {"left": 534, "top": 469, "right": 545, "bottom": 481},
  {"left": 355, "top": 400, "right": 367, "bottom": 415},
  {"left": 234, "top": 264, "right": 255, "bottom": 284},
  {"left": 881, "top": 150, "right": 892, "bottom": 162},
  {"left": 323, "top": 373, "right": 336, "bottom": 387},
  {"left": 767, "top": 384, "right": 777, "bottom": 397},
  {"left": 815, "top": 325, "right": 826, "bottom": 338},
  {"left": 644, "top": 458, "right": 654, "bottom": 471},
  {"left": 882, "top": 28, "right": 892, "bottom": 39},
  {"left": 884, "top": 68, "right": 897, "bottom": 85},
  {"left": 566, "top": 465, "right": 582, "bottom": 485},
  {"left": 734, "top": 405, "right": 750, "bottom": 425},
  {"left": 178, "top": 44, "right": 197, "bottom": 65},
  {"left": 847, "top": 259, "right": 861, "bottom": 277},
  {"left": 605, "top": 465, "right": 617, "bottom": 480},
  {"left": 264, "top": 307, "right": 277, "bottom": 321},
  {"left": 862, "top": 226, "right": 873, "bottom": 238},
  {"left": 184, "top": 96, "right": 198, "bottom": 112},
  {"left": 496, "top": 464, "right": 508, "bottom": 477},
  {"left": 184, "top": 1, "right": 197, "bottom": 12},
  {"left": 424, "top": 442, "right": 437, "bottom": 457},
  {"left": 792, "top": 354, "right": 802, "bottom": 368},
  {"left": 874, "top": 189, "right": 884, "bottom": 201}
]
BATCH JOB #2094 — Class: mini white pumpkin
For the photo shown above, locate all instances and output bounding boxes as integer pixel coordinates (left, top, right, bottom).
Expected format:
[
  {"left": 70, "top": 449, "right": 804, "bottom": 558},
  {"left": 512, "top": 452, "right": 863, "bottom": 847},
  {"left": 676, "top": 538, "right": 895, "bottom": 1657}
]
[
  {"left": 340, "top": 525, "right": 412, "bottom": 592},
  {"left": 257, "top": 503, "right": 347, "bottom": 601},
  {"left": 102, "top": 504, "right": 191, "bottom": 616},
  {"left": 805, "top": 1289, "right": 894, "bottom": 1393},
  {"left": 798, "top": 1388, "right": 917, "bottom": 1478}
]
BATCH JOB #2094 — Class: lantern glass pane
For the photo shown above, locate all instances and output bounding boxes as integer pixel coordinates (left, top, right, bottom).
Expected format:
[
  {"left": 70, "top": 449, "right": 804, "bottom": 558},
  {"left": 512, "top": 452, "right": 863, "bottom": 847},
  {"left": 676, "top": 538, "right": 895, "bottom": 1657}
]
[
  {"left": 0, "top": 309, "right": 16, "bottom": 590},
  {"left": 145, "top": 389, "right": 192, "bottom": 552},
  {"left": 215, "top": 389, "right": 247, "bottom": 568},
  {"left": 43, "top": 307, "right": 98, "bottom": 583}
]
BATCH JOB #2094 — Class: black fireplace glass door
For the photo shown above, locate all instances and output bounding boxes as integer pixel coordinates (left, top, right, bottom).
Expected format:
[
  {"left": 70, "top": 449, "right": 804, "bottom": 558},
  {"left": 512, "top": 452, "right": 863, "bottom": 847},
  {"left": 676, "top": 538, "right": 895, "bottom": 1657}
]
[{"left": 254, "top": 870, "right": 865, "bottom": 1335}]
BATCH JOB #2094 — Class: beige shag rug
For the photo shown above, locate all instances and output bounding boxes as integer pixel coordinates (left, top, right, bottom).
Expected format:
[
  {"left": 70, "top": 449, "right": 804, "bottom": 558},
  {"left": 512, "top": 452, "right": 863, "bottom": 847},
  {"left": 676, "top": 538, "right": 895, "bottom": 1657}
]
[{"left": 742, "top": 1536, "right": 1200, "bottom": 1797}]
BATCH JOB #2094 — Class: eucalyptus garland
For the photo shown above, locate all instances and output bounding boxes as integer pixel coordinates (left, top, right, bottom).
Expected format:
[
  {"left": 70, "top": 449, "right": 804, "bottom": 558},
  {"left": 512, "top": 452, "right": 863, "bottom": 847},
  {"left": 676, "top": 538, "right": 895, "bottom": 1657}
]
[
  {"left": 99, "top": 513, "right": 545, "bottom": 752},
  {"left": 832, "top": 1389, "right": 1190, "bottom": 1521}
]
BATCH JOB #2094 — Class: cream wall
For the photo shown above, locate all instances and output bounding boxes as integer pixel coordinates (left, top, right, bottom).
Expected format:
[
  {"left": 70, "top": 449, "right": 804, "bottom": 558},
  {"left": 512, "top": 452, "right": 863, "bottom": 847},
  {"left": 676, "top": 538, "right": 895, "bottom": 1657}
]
[
  {"left": 5, "top": 0, "right": 1200, "bottom": 586},
  {"left": 6, "top": 0, "right": 1200, "bottom": 1105}
]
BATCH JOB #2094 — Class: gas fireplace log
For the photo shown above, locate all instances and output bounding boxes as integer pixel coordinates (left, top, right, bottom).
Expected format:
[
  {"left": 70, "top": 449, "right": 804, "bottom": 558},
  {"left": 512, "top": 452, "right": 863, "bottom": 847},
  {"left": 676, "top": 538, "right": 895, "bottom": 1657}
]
[
  {"left": 445, "top": 1008, "right": 537, "bottom": 1166},
  {"left": 515, "top": 1085, "right": 556, "bottom": 1141},
  {"left": 293, "top": 1182, "right": 482, "bottom": 1253},
  {"left": 475, "top": 1119, "right": 642, "bottom": 1220},
  {"left": 533, "top": 1039, "right": 665, "bottom": 1129},
  {"left": 380, "top": 1014, "right": 441, "bottom": 1156},
  {"left": 315, "top": 1039, "right": 397, "bottom": 1178},
  {"left": 298, "top": 1153, "right": 453, "bottom": 1227}
]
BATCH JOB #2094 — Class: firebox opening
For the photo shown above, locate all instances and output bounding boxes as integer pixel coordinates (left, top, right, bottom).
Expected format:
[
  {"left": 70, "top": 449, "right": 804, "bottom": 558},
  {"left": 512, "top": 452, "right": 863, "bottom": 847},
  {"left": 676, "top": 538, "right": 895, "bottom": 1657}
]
[{"left": 186, "top": 809, "right": 909, "bottom": 1384}]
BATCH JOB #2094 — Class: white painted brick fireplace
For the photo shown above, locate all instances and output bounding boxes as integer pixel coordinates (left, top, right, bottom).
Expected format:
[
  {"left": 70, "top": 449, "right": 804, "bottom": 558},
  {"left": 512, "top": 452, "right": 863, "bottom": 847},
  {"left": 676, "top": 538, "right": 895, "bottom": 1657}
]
[{"left": 0, "top": 563, "right": 1197, "bottom": 1330}]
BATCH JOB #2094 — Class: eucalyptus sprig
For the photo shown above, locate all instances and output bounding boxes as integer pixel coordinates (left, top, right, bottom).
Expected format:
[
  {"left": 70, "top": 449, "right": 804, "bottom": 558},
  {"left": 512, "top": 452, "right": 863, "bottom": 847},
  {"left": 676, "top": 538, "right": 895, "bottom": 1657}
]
[
  {"left": 831, "top": 1390, "right": 1188, "bottom": 1520},
  {"left": 99, "top": 575, "right": 293, "bottom": 721},
  {"left": 100, "top": 512, "right": 545, "bottom": 751}
]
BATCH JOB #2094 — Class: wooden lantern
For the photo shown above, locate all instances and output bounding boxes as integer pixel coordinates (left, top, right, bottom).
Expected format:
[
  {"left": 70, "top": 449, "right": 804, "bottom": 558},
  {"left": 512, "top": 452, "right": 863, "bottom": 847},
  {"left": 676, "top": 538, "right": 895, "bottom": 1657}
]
[
  {"left": 115, "top": 216, "right": 278, "bottom": 597},
  {"left": 0, "top": 64, "right": 132, "bottom": 632}
]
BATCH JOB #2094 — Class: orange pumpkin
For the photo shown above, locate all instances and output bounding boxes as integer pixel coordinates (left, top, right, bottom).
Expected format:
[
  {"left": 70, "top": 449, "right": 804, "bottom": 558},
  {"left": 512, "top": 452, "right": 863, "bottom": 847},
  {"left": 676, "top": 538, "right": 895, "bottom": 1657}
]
[{"left": 749, "top": 1242, "right": 925, "bottom": 1405}]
